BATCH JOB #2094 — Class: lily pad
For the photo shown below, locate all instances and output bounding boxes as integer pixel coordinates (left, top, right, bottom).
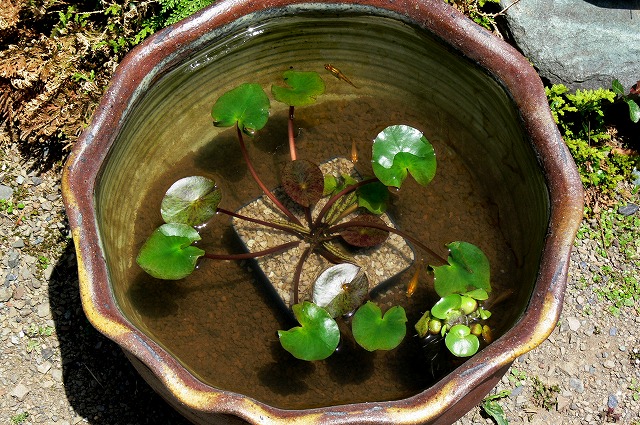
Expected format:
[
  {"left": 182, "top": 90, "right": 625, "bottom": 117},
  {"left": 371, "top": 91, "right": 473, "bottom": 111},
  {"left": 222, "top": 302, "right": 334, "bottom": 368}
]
[
  {"left": 371, "top": 125, "right": 436, "bottom": 188},
  {"left": 211, "top": 83, "right": 270, "bottom": 135},
  {"left": 430, "top": 294, "right": 462, "bottom": 320},
  {"left": 312, "top": 263, "right": 369, "bottom": 318},
  {"left": 340, "top": 214, "right": 389, "bottom": 247},
  {"left": 352, "top": 301, "right": 407, "bottom": 351},
  {"left": 161, "top": 176, "right": 221, "bottom": 226},
  {"left": 281, "top": 160, "right": 324, "bottom": 207},
  {"left": 432, "top": 241, "right": 491, "bottom": 297},
  {"left": 445, "top": 324, "right": 480, "bottom": 357},
  {"left": 277, "top": 301, "right": 340, "bottom": 361},
  {"left": 136, "top": 223, "right": 205, "bottom": 280},
  {"left": 356, "top": 181, "right": 389, "bottom": 214},
  {"left": 271, "top": 70, "right": 325, "bottom": 106}
]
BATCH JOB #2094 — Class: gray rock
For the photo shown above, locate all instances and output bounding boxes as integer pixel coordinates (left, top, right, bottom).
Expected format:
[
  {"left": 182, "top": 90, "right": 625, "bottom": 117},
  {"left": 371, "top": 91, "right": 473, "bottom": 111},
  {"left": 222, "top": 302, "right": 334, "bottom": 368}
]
[
  {"left": 37, "top": 303, "right": 50, "bottom": 318},
  {"left": 569, "top": 377, "right": 585, "bottom": 393},
  {"left": 500, "top": 0, "right": 640, "bottom": 90},
  {"left": 11, "top": 238, "right": 25, "bottom": 249},
  {"left": 10, "top": 383, "right": 30, "bottom": 401},
  {"left": 608, "top": 394, "right": 618, "bottom": 409},
  {"left": 619, "top": 203, "right": 639, "bottom": 216},
  {"left": 0, "top": 184, "right": 13, "bottom": 200},
  {"left": 50, "top": 368, "right": 63, "bottom": 382},
  {"left": 0, "top": 286, "right": 12, "bottom": 302},
  {"left": 567, "top": 317, "right": 581, "bottom": 331}
]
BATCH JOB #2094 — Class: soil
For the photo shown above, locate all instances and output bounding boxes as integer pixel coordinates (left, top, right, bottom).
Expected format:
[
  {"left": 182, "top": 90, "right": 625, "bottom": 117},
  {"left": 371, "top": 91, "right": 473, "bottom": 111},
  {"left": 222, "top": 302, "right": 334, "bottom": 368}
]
[{"left": 1, "top": 1, "right": 639, "bottom": 424}]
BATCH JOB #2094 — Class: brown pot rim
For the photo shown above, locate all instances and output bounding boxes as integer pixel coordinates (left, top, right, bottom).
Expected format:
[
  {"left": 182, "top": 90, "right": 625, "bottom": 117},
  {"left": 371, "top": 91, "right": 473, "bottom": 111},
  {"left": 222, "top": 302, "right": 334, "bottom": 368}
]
[{"left": 62, "top": 1, "right": 584, "bottom": 423}]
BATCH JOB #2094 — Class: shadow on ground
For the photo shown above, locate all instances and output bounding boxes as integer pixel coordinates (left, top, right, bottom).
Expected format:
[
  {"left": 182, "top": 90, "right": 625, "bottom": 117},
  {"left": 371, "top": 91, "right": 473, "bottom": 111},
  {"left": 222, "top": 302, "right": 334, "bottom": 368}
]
[{"left": 49, "top": 240, "right": 191, "bottom": 425}]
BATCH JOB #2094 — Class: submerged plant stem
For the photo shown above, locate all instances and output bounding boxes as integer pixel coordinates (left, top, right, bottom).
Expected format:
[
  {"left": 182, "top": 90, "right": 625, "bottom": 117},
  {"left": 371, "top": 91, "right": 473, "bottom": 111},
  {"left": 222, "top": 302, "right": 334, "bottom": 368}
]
[
  {"left": 292, "top": 245, "right": 313, "bottom": 304},
  {"left": 215, "top": 208, "right": 307, "bottom": 238},
  {"left": 236, "top": 124, "right": 302, "bottom": 226},
  {"left": 288, "top": 106, "right": 297, "bottom": 161},
  {"left": 328, "top": 220, "right": 448, "bottom": 265},
  {"left": 202, "top": 240, "right": 301, "bottom": 261}
]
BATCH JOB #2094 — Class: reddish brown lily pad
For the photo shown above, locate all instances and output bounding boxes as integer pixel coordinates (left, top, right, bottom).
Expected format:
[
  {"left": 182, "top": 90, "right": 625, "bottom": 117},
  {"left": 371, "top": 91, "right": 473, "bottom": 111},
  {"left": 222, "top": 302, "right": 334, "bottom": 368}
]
[
  {"left": 281, "top": 159, "right": 324, "bottom": 207},
  {"left": 340, "top": 214, "right": 389, "bottom": 247}
]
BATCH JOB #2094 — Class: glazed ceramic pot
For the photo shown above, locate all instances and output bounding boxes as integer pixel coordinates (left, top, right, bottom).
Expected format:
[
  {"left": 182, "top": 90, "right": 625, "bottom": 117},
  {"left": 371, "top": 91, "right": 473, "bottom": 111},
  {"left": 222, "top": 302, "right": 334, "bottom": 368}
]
[{"left": 62, "top": 0, "right": 583, "bottom": 424}]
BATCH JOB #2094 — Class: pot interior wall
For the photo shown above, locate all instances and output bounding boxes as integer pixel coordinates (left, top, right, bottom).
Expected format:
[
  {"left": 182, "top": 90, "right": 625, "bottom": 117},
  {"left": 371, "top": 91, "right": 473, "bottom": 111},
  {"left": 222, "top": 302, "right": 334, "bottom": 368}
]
[{"left": 94, "top": 10, "right": 549, "bottom": 409}]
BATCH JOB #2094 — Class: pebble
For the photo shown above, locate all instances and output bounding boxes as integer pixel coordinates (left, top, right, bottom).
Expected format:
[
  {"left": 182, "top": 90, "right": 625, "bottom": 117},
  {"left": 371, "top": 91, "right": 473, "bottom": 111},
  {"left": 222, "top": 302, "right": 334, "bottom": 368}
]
[
  {"left": 609, "top": 327, "right": 618, "bottom": 336},
  {"left": 608, "top": 394, "right": 618, "bottom": 409},
  {"left": 569, "top": 377, "right": 585, "bottom": 393},
  {"left": 0, "top": 286, "right": 12, "bottom": 302},
  {"left": 567, "top": 317, "right": 581, "bottom": 331},
  {"left": 0, "top": 184, "right": 13, "bottom": 199},
  {"left": 10, "top": 383, "right": 30, "bottom": 401},
  {"left": 618, "top": 203, "right": 639, "bottom": 216}
]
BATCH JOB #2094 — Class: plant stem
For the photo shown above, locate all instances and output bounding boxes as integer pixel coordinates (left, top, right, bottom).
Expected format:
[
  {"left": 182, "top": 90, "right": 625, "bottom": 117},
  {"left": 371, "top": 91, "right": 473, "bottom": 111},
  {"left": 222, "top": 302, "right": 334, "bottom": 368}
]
[
  {"left": 292, "top": 245, "right": 313, "bottom": 304},
  {"left": 203, "top": 240, "right": 300, "bottom": 261},
  {"left": 215, "top": 208, "right": 308, "bottom": 238},
  {"left": 236, "top": 124, "right": 302, "bottom": 226},
  {"left": 327, "top": 220, "right": 448, "bottom": 265},
  {"left": 313, "top": 178, "right": 378, "bottom": 227},
  {"left": 288, "top": 106, "right": 297, "bottom": 161}
]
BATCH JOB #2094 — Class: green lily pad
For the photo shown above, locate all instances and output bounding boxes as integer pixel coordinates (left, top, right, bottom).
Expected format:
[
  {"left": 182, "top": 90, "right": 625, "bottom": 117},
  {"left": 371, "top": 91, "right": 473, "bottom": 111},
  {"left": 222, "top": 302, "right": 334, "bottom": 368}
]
[
  {"left": 281, "top": 159, "right": 324, "bottom": 207},
  {"left": 271, "top": 70, "right": 325, "bottom": 106},
  {"left": 356, "top": 181, "right": 389, "bottom": 214},
  {"left": 371, "top": 125, "right": 436, "bottom": 188},
  {"left": 136, "top": 223, "right": 205, "bottom": 280},
  {"left": 160, "top": 176, "right": 221, "bottom": 226},
  {"left": 445, "top": 324, "right": 480, "bottom": 357},
  {"left": 352, "top": 301, "right": 407, "bottom": 351},
  {"left": 464, "top": 288, "right": 489, "bottom": 301},
  {"left": 432, "top": 241, "right": 491, "bottom": 297},
  {"left": 430, "top": 294, "right": 462, "bottom": 320},
  {"left": 211, "top": 83, "right": 270, "bottom": 135},
  {"left": 277, "top": 301, "right": 340, "bottom": 361}
]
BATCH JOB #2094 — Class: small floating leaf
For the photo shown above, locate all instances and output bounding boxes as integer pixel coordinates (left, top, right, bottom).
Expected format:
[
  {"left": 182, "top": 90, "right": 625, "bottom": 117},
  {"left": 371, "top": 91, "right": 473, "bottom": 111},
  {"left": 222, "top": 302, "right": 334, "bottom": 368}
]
[
  {"left": 445, "top": 324, "right": 480, "bottom": 357},
  {"left": 281, "top": 159, "right": 324, "bottom": 207},
  {"left": 277, "top": 301, "right": 340, "bottom": 361},
  {"left": 464, "top": 288, "right": 489, "bottom": 301},
  {"left": 356, "top": 181, "right": 389, "bottom": 214},
  {"left": 432, "top": 241, "right": 491, "bottom": 298},
  {"left": 211, "top": 83, "right": 270, "bottom": 135},
  {"left": 340, "top": 214, "right": 389, "bottom": 247},
  {"left": 352, "top": 301, "right": 407, "bottom": 351},
  {"left": 136, "top": 223, "right": 205, "bottom": 280},
  {"left": 312, "top": 263, "right": 369, "bottom": 318},
  {"left": 430, "top": 294, "right": 462, "bottom": 320},
  {"left": 161, "top": 176, "right": 221, "bottom": 226},
  {"left": 323, "top": 174, "right": 339, "bottom": 197},
  {"left": 371, "top": 125, "right": 436, "bottom": 188},
  {"left": 271, "top": 70, "right": 325, "bottom": 106}
]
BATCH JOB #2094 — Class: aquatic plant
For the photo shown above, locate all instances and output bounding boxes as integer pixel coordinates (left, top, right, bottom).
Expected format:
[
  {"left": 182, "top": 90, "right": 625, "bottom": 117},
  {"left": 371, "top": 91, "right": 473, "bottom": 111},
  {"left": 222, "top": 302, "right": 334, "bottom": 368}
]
[{"left": 136, "top": 69, "right": 495, "bottom": 361}]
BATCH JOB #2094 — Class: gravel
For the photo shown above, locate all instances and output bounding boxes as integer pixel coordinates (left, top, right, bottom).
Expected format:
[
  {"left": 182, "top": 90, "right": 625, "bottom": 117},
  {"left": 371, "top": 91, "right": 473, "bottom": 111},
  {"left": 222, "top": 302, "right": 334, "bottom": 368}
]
[{"left": 1, "top": 138, "right": 639, "bottom": 424}]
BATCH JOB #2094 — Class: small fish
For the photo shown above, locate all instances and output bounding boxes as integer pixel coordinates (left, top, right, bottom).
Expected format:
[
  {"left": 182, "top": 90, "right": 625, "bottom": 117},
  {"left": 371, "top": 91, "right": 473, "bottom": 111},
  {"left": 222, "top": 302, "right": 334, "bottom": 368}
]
[
  {"left": 350, "top": 140, "right": 358, "bottom": 164},
  {"left": 324, "top": 64, "right": 359, "bottom": 88},
  {"left": 406, "top": 267, "right": 420, "bottom": 297}
]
